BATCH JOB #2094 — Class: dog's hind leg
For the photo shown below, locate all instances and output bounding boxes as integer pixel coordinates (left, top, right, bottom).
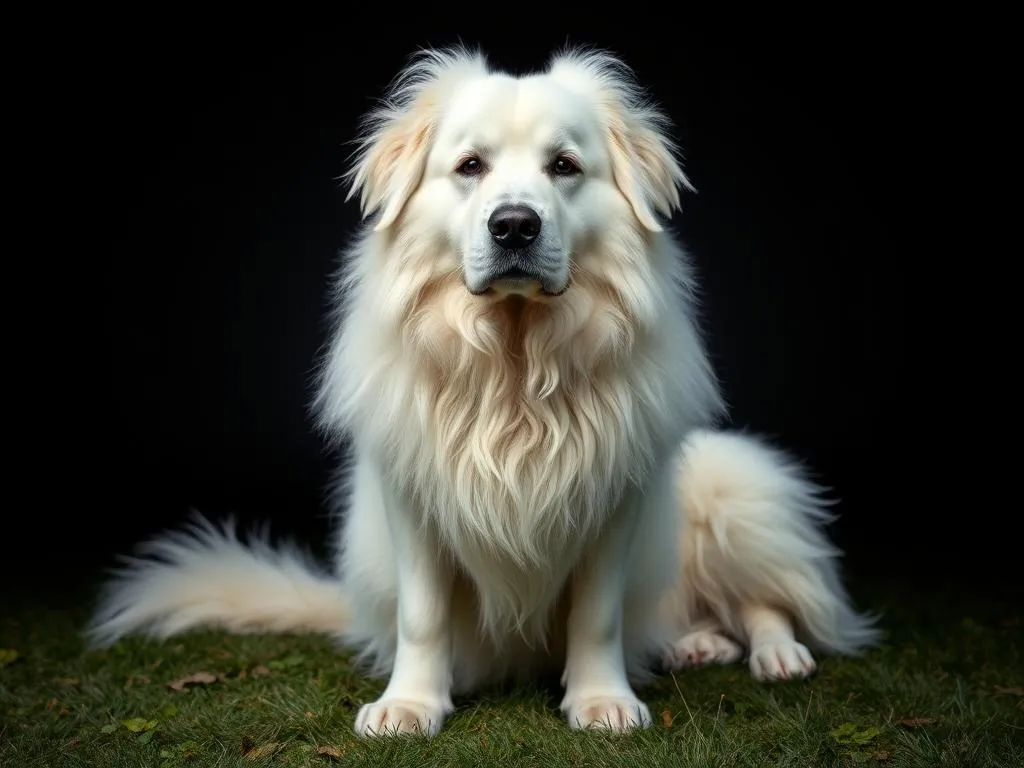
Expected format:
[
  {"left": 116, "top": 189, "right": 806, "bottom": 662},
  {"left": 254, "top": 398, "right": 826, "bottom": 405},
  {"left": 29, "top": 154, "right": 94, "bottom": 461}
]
[{"left": 662, "top": 617, "right": 743, "bottom": 670}]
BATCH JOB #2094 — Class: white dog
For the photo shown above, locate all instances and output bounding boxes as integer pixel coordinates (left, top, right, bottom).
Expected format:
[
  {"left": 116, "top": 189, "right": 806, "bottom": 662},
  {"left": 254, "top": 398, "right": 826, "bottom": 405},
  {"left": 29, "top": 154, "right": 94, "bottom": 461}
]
[{"left": 89, "top": 47, "right": 879, "bottom": 737}]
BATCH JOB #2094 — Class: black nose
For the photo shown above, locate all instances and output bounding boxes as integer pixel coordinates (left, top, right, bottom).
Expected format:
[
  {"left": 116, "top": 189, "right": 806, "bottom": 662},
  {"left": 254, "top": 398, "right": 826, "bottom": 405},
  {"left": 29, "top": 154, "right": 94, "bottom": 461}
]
[{"left": 487, "top": 204, "right": 542, "bottom": 249}]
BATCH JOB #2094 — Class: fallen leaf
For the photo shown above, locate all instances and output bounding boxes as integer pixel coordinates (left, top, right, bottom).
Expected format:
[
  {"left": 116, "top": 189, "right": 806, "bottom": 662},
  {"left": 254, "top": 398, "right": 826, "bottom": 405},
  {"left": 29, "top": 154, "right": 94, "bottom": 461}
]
[
  {"left": 873, "top": 749, "right": 891, "bottom": 761},
  {"left": 63, "top": 738, "right": 81, "bottom": 748},
  {"left": 158, "top": 703, "right": 179, "bottom": 719},
  {"left": 121, "top": 717, "right": 158, "bottom": 733},
  {"left": 168, "top": 672, "right": 218, "bottom": 692},
  {"left": 316, "top": 745, "right": 345, "bottom": 759},
  {"left": 661, "top": 709, "right": 673, "bottom": 726},
  {"left": 244, "top": 742, "right": 282, "bottom": 760},
  {"left": 251, "top": 665, "right": 270, "bottom": 677},
  {"left": 830, "top": 723, "right": 881, "bottom": 745},
  {"left": 100, "top": 724, "right": 117, "bottom": 734},
  {"left": 0, "top": 649, "right": 19, "bottom": 667},
  {"left": 46, "top": 698, "right": 59, "bottom": 710},
  {"left": 896, "top": 717, "right": 938, "bottom": 728},
  {"left": 305, "top": 710, "right": 315, "bottom": 719},
  {"left": 994, "top": 685, "right": 1024, "bottom": 696},
  {"left": 180, "top": 740, "right": 202, "bottom": 758}
]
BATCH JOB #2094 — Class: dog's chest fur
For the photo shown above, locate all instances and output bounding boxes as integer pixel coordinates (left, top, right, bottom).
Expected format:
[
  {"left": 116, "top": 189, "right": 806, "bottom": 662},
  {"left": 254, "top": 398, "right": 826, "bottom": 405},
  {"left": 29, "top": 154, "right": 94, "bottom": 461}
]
[{"left": 387, "top": 299, "right": 673, "bottom": 639}]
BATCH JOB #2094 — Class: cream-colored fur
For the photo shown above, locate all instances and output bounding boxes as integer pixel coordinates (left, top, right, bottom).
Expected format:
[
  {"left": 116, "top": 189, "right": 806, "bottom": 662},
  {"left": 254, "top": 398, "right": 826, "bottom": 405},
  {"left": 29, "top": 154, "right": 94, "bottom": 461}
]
[{"left": 88, "top": 46, "right": 879, "bottom": 737}]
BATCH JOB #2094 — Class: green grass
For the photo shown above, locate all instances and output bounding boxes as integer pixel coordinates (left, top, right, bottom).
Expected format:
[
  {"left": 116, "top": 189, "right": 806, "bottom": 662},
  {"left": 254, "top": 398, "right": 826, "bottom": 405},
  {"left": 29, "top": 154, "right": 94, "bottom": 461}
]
[{"left": 2, "top": 585, "right": 1021, "bottom": 767}]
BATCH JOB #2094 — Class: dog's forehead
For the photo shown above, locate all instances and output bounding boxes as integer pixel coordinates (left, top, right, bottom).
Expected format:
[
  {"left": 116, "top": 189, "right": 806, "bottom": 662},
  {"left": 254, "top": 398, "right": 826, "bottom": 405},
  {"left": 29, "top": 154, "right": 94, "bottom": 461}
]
[{"left": 437, "top": 72, "right": 602, "bottom": 152}]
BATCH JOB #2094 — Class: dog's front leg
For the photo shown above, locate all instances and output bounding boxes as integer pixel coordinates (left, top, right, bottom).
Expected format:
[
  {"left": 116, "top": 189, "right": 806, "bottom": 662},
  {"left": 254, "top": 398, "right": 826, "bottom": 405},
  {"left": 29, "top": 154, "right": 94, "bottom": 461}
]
[
  {"left": 354, "top": 487, "right": 454, "bottom": 738},
  {"left": 560, "top": 492, "right": 653, "bottom": 732}
]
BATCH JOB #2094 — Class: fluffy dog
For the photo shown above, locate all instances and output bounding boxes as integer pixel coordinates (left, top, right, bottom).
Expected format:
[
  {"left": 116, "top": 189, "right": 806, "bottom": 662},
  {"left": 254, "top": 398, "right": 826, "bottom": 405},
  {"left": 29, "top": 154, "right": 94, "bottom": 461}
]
[{"left": 89, "top": 47, "right": 879, "bottom": 737}]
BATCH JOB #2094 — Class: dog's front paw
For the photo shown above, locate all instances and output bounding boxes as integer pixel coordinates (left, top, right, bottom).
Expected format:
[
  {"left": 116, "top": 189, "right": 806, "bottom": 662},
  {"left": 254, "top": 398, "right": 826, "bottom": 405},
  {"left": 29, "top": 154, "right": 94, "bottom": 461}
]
[
  {"left": 354, "top": 698, "right": 449, "bottom": 737},
  {"left": 749, "top": 641, "right": 816, "bottom": 681},
  {"left": 564, "top": 695, "right": 652, "bottom": 732},
  {"left": 664, "top": 629, "right": 743, "bottom": 669}
]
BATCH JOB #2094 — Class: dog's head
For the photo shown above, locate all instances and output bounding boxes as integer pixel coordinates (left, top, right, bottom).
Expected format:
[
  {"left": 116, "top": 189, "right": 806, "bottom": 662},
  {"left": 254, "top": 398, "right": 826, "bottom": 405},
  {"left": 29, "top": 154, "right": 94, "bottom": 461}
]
[{"left": 345, "top": 46, "right": 693, "bottom": 299}]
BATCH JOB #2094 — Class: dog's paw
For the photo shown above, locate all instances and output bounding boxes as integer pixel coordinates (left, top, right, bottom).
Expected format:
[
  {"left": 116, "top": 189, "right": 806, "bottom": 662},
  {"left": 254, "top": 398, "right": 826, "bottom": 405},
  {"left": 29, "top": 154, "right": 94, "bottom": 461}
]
[
  {"left": 564, "top": 695, "right": 653, "bottom": 732},
  {"left": 749, "top": 641, "right": 816, "bottom": 682},
  {"left": 354, "top": 698, "right": 448, "bottom": 737},
  {"left": 664, "top": 629, "right": 743, "bottom": 670}
]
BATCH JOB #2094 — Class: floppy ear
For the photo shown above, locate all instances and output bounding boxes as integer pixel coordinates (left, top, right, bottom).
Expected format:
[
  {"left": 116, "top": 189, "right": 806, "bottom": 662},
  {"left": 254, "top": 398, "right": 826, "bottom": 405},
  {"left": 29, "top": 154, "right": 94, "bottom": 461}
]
[
  {"left": 549, "top": 49, "right": 694, "bottom": 232},
  {"left": 345, "top": 114, "right": 433, "bottom": 232},
  {"left": 605, "top": 109, "right": 694, "bottom": 232},
  {"left": 344, "top": 47, "right": 488, "bottom": 232}
]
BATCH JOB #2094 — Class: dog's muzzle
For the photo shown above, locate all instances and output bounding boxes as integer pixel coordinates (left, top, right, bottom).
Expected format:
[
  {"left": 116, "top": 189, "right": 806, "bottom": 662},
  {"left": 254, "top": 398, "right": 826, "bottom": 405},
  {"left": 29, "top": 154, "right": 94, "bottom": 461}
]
[{"left": 465, "top": 204, "right": 567, "bottom": 296}]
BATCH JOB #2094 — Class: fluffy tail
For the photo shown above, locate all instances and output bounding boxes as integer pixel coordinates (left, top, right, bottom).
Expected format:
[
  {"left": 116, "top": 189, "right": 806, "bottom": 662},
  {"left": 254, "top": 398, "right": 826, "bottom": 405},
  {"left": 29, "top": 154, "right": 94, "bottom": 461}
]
[
  {"left": 87, "top": 515, "right": 349, "bottom": 648},
  {"left": 675, "top": 430, "right": 882, "bottom": 655}
]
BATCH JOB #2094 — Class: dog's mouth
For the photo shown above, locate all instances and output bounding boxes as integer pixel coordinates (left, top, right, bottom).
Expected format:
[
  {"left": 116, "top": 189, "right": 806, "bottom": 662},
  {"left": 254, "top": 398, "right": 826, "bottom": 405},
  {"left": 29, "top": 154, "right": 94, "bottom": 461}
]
[
  {"left": 467, "top": 267, "right": 569, "bottom": 298},
  {"left": 492, "top": 266, "right": 534, "bottom": 282}
]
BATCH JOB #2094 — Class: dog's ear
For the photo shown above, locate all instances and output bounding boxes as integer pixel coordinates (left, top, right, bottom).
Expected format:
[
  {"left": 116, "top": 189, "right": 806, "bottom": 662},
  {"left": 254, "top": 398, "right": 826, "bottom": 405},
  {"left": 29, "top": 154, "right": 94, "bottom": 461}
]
[
  {"left": 549, "top": 49, "right": 694, "bottom": 232},
  {"left": 605, "top": 110, "right": 694, "bottom": 232},
  {"left": 346, "top": 115, "right": 433, "bottom": 232},
  {"left": 345, "top": 48, "right": 488, "bottom": 232}
]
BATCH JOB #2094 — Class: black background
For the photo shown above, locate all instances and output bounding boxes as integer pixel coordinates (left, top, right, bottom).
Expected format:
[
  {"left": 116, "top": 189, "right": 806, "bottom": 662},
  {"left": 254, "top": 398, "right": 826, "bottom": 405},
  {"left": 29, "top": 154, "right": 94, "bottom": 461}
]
[{"left": 11, "top": 27, "right": 1004, "bottom": 607}]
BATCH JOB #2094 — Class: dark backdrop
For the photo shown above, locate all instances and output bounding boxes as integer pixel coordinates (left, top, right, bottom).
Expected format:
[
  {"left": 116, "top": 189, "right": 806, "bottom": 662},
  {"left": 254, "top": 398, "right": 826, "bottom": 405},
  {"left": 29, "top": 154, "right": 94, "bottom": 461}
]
[{"left": 13, "top": 28, "right": 997, "bottom": 604}]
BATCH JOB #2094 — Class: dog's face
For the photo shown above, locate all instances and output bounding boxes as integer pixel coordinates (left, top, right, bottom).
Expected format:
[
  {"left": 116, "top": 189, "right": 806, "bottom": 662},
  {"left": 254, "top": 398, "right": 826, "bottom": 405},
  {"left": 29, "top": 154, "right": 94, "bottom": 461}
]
[
  {"left": 422, "top": 73, "right": 612, "bottom": 296},
  {"left": 346, "top": 48, "right": 692, "bottom": 300}
]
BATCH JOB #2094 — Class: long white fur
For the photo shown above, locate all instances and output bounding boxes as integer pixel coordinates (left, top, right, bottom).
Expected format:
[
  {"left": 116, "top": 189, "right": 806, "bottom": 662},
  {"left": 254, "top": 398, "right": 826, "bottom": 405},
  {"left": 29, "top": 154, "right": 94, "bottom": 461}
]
[{"left": 88, "top": 46, "right": 879, "bottom": 737}]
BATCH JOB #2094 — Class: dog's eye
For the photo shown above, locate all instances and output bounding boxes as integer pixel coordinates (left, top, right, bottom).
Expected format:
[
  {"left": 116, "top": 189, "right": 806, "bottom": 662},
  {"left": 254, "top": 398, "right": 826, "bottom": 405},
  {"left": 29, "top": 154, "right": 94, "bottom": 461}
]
[
  {"left": 550, "top": 156, "right": 582, "bottom": 176},
  {"left": 455, "top": 157, "right": 484, "bottom": 176}
]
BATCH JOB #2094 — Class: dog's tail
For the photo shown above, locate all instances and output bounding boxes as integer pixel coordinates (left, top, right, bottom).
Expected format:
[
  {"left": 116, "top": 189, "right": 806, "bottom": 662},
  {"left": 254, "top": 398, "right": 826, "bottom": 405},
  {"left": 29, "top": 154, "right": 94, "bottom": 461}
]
[
  {"left": 86, "top": 515, "right": 349, "bottom": 648},
  {"left": 676, "top": 429, "right": 881, "bottom": 655}
]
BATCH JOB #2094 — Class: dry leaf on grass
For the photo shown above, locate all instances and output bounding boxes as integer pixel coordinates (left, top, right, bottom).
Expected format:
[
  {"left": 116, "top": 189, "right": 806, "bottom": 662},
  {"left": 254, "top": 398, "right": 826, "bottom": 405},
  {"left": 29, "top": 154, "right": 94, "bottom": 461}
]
[
  {"left": 244, "top": 742, "right": 282, "bottom": 760},
  {"left": 994, "top": 685, "right": 1023, "bottom": 696},
  {"left": 168, "top": 671, "right": 219, "bottom": 691},
  {"left": 251, "top": 665, "right": 271, "bottom": 677},
  {"left": 316, "top": 745, "right": 345, "bottom": 759},
  {"left": 660, "top": 709, "right": 673, "bottom": 727},
  {"left": 896, "top": 717, "right": 938, "bottom": 728}
]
